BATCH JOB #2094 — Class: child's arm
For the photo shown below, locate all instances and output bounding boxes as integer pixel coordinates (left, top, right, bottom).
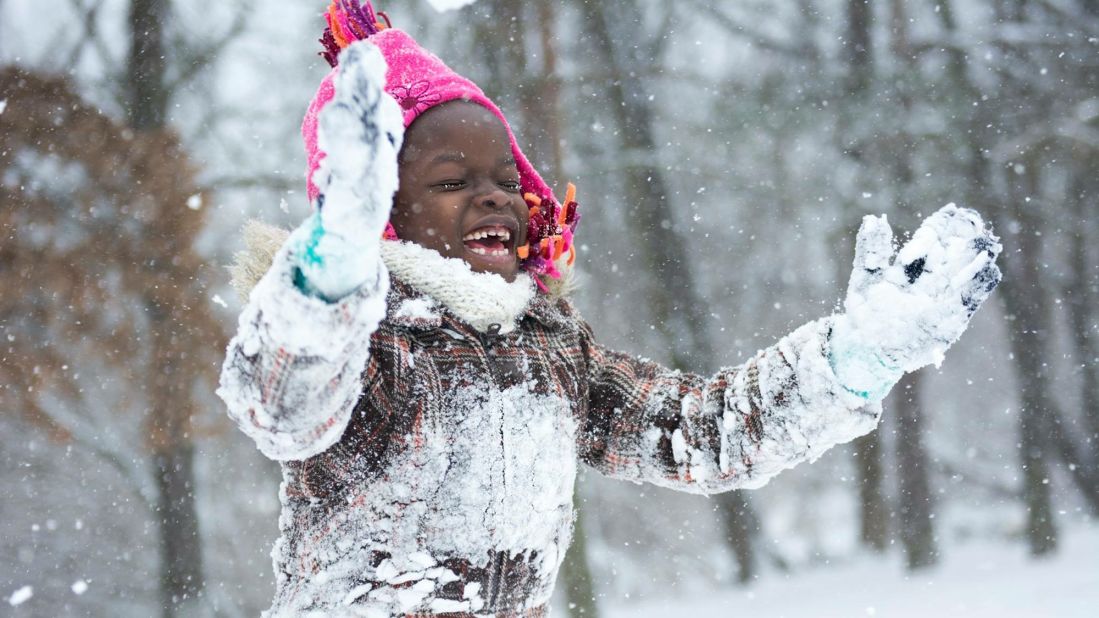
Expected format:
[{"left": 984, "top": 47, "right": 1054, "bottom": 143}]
[
  {"left": 579, "top": 205, "right": 1001, "bottom": 493},
  {"left": 217, "top": 42, "right": 403, "bottom": 461}
]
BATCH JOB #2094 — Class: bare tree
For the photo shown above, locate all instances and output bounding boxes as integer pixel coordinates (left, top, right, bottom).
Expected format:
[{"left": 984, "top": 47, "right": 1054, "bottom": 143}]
[
  {"left": 840, "top": 0, "right": 889, "bottom": 554},
  {"left": 0, "top": 65, "right": 224, "bottom": 616},
  {"left": 2, "top": 0, "right": 262, "bottom": 611},
  {"left": 883, "top": 0, "right": 941, "bottom": 570},
  {"left": 577, "top": 0, "right": 763, "bottom": 585},
  {"left": 892, "top": 372, "right": 938, "bottom": 569}
]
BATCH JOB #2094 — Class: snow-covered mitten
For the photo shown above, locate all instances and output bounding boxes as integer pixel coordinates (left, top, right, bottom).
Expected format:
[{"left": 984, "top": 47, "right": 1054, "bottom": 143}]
[
  {"left": 830, "top": 204, "right": 1003, "bottom": 400},
  {"left": 290, "top": 40, "right": 404, "bottom": 301}
]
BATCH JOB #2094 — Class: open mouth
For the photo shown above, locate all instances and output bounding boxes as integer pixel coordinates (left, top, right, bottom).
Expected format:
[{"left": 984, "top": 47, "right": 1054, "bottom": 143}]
[{"left": 462, "top": 225, "right": 514, "bottom": 258}]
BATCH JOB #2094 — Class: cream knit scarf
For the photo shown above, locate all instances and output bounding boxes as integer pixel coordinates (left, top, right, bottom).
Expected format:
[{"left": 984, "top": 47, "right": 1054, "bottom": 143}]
[{"left": 379, "top": 240, "right": 536, "bottom": 334}]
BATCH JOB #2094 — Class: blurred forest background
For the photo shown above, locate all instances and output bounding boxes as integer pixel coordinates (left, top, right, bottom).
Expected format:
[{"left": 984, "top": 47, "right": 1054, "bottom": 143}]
[{"left": 1, "top": 0, "right": 1097, "bottom": 616}]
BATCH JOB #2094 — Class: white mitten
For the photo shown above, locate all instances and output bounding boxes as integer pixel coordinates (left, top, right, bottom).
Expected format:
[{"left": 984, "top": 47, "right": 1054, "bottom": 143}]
[
  {"left": 291, "top": 40, "right": 405, "bottom": 301},
  {"left": 830, "top": 204, "right": 1003, "bottom": 399}
]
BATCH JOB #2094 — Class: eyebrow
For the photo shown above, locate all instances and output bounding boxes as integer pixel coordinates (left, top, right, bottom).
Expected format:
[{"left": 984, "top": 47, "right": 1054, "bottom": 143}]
[
  {"left": 430, "top": 152, "right": 466, "bottom": 165},
  {"left": 428, "top": 152, "right": 518, "bottom": 167}
]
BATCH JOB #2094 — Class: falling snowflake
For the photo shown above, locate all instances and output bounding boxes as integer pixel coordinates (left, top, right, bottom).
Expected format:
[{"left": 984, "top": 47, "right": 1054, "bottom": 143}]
[{"left": 8, "top": 586, "right": 32, "bottom": 607}]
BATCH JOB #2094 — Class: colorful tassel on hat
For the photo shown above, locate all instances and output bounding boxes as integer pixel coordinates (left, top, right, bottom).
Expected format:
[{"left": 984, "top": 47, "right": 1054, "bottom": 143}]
[
  {"left": 516, "top": 183, "right": 581, "bottom": 281},
  {"left": 320, "top": 0, "right": 390, "bottom": 67}
]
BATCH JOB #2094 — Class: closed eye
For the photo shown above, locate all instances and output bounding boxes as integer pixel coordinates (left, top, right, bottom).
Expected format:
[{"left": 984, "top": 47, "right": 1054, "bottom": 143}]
[
  {"left": 500, "top": 180, "right": 521, "bottom": 193},
  {"left": 435, "top": 180, "right": 465, "bottom": 191}
]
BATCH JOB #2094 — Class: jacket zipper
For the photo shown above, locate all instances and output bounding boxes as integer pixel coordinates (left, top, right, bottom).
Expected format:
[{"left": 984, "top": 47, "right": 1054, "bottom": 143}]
[{"left": 477, "top": 323, "right": 508, "bottom": 609}]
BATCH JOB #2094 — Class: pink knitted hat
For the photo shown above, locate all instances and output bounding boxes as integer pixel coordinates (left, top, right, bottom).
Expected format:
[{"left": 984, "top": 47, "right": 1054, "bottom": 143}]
[{"left": 302, "top": 1, "right": 579, "bottom": 283}]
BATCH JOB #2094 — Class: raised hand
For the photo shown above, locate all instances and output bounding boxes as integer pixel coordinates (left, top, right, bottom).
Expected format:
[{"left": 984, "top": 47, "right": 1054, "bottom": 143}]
[
  {"left": 293, "top": 40, "right": 405, "bottom": 301},
  {"left": 830, "top": 204, "right": 1003, "bottom": 399},
  {"left": 314, "top": 40, "right": 404, "bottom": 241}
]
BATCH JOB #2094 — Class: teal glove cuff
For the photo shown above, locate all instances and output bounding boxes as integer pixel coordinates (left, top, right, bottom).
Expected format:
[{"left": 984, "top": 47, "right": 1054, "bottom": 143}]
[
  {"left": 290, "top": 212, "right": 376, "bottom": 303},
  {"left": 828, "top": 321, "right": 903, "bottom": 401}
]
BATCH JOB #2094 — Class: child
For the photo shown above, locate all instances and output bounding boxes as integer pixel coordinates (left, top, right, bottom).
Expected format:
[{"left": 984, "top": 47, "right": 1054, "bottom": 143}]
[{"left": 218, "top": 3, "right": 1002, "bottom": 616}]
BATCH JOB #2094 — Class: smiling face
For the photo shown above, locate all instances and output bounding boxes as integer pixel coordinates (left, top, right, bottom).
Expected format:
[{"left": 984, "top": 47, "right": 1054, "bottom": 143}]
[{"left": 391, "top": 101, "right": 529, "bottom": 282}]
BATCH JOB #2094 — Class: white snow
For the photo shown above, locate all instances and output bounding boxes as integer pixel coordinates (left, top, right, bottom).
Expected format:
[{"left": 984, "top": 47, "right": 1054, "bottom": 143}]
[
  {"left": 391, "top": 296, "right": 439, "bottom": 323},
  {"left": 186, "top": 193, "right": 203, "bottom": 210},
  {"left": 70, "top": 580, "right": 88, "bottom": 595},
  {"left": 0, "top": 99, "right": 7, "bottom": 115},
  {"left": 8, "top": 585, "right": 32, "bottom": 606},
  {"left": 425, "top": 0, "right": 480, "bottom": 12},
  {"left": 211, "top": 294, "right": 228, "bottom": 308},
  {"left": 607, "top": 525, "right": 1099, "bottom": 618}
]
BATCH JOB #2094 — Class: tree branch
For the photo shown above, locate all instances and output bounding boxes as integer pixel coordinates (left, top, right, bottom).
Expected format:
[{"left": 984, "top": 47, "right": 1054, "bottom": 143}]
[
  {"left": 680, "top": 0, "right": 807, "bottom": 59},
  {"left": 164, "top": 1, "right": 253, "bottom": 95}
]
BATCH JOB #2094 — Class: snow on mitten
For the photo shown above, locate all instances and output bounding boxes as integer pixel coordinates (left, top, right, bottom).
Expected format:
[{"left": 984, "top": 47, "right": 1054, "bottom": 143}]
[
  {"left": 830, "top": 204, "right": 1003, "bottom": 399},
  {"left": 291, "top": 40, "right": 404, "bottom": 301}
]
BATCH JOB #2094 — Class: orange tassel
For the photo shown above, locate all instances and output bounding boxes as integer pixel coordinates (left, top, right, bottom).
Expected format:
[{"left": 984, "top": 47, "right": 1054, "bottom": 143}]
[
  {"left": 559, "top": 183, "right": 576, "bottom": 225},
  {"left": 553, "top": 236, "right": 566, "bottom": 260},
  {"left": 517, "top": 244, "right": 530, "bottom": 259},
  {"left": 327, "top": 4, "right": 350, "bottom": 48},
  {"left": 567, "top": 245, "right": 576, "bottom": 266},
  {"left": 524, "top": 193, "right": 542, "bottom": 207}
]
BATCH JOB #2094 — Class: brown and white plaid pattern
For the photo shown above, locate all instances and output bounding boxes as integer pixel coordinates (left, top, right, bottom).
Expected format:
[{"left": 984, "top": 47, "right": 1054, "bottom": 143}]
[{"left": 223, "top": 262, "right": 878, "bottom": 616}]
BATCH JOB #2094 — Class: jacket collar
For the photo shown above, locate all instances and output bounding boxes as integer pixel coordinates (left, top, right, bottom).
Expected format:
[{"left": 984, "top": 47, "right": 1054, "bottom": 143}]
[
  {"left": 386, "top": 279, "right": 573, "bottom": 335},
  {"left": 381, "top": 240, "right": 571, "bottom": 334}
]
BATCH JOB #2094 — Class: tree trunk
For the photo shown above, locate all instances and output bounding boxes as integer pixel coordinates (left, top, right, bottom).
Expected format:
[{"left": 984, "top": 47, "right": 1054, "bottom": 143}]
[
  {"left": 577, "top": 0, "right": 716, "bottom": 371},
  {"left": 843, "top": 0, "right": 873, "bottom": 93},
  {"left": 561, "top": 485, "right": 599, "bottom": 616},
  {"left": 1065, "top": 172, "right": 1099, "bottom": 464},
  {"left": 127, "top": 1, "right": 207, "bottom": 614},
  {"left": 892, "top": 371, "right": 937, "bottom": 569},
  {"left": 127, "top": 0, "right": 168, "bottom": 130},
  {"left": 578, "top": 0, "right": 761, "bottom": 585},
  {"left": 885, "top": 0, "right": 940, "bottom": 570},
  {"left": 715, "top": 490, "right": 761, "bottom": 584},
  {"left": 154, "top": 444, "right": 205, "bottom": 617},
  {"left": 840, "top": 0, "right": 890, "bottom": 554},
  {"left": 934, "top": 0, "right": 1061, "bottom": 555},
  {"left": 997, "top": 164, "right": 1059, "bottom": 556},
  {"left": 853, "top": 434, "right": 888, "bottom": 551},
  {"left": 1054, "top": 170, "right": 1099, "bottom": 516}
]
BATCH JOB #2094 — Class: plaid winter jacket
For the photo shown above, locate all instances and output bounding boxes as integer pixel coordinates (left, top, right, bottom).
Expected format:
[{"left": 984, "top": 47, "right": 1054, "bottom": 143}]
[{"left": 218, "top": 234, "right": 878, "bottom": 617}]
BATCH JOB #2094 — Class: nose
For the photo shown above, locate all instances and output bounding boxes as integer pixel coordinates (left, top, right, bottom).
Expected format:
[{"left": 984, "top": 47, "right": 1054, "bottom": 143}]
[{"left": 474, "top": 182, "right": 511, "bottom": 211}]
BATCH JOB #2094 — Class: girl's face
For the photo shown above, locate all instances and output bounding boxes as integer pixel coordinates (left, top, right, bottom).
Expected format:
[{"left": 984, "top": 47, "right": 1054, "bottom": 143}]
[{"left": 392, "top": 101, "right": 529, "bottom": 282}]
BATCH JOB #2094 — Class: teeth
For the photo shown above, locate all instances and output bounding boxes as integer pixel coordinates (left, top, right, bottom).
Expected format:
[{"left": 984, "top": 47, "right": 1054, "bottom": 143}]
[
  {"left": 467, "top": 246, "right": 510, "bottom": 257},
  {"left": 462, "top": 226, "right": 511, "bottom": 242}
]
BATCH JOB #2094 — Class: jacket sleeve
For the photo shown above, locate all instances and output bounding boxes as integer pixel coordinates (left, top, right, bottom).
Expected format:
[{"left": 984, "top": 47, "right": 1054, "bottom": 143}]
[
  {"left": 577, "top": 317, "right": 881, "bottom": 494},
  {"left": 216, "top": 240, "right": 389, "bottom": 461}
]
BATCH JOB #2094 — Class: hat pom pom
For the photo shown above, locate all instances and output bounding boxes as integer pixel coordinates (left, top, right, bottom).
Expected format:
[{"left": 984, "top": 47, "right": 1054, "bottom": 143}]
[{"left": 320, "top": 1, "right": 390, "bottom": 67}]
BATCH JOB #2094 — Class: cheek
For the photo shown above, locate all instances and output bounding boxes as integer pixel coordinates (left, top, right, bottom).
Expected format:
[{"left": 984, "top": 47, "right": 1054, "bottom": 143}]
[{"left": 399, "top": 199, "right": 463, "bottom": 243}]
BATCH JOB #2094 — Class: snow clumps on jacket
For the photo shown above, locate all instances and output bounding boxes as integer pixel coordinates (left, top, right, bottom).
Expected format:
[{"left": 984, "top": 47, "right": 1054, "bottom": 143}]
[{"left": 217, "top": 224, "right": 878, "bottom": 617}]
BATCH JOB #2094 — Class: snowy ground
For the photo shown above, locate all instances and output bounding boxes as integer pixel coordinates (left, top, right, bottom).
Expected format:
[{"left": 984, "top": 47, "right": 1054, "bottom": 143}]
[{"left": 604, "top": 525, "right": 1099, "bottom": 618}]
